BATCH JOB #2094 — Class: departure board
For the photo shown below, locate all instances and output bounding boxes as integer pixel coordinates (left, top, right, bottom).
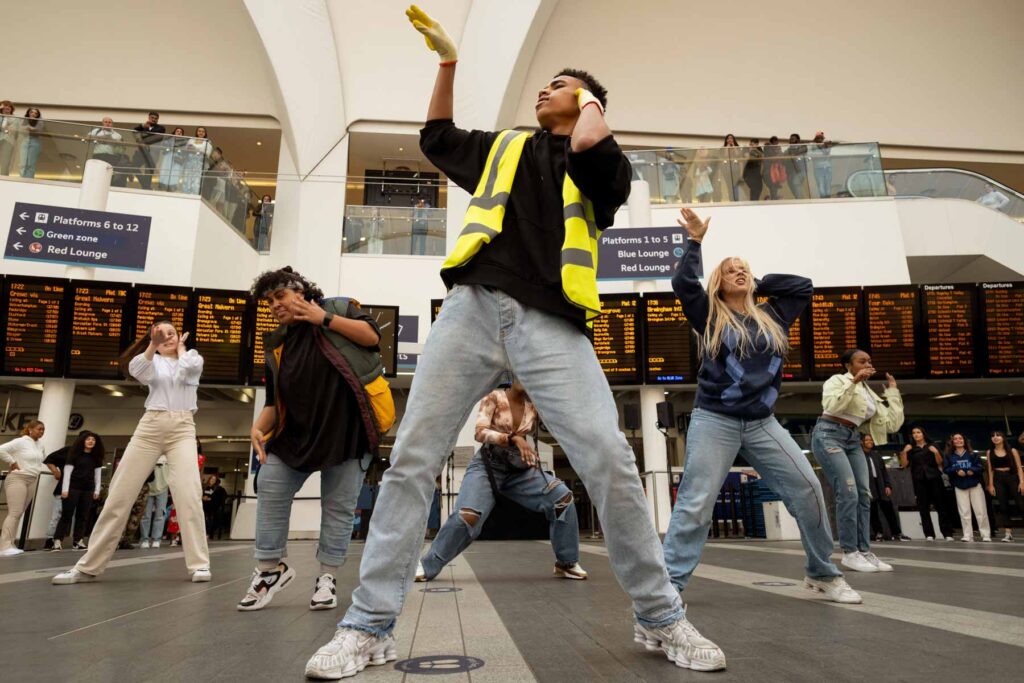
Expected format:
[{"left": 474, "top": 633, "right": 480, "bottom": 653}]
[
  {"left": 864, "top": 286, "right": 920, "bottom": 377},
  {"left": 66, "top": 282, "right": 129, "bottom": 379},
  {"left": 643, "top": 293, "right": 694, "bottom": 383},
  {"left": 922, "top": 284, "right": 976, "bottom": 378},
  {"left": 980, "top": 282, "right": 1024, "bottom": 377},
  {"left": 1, "top": 276, "right": 66, "bottom": 376},
  {"left": 593, "top": 294, "right": 641, "bottom": 385},
  {"left": 132, "top": 285, "right": 190, "bottom": 338},
  {"left": 430, "top": 298, "right": 444, "bottom": 323},
  {"left": 250, "top": 298, "right": 278, "bottom": 384},
  {"left": 810, "top": 288, "right": 861, "bottom": 379},
  {"left": 193, "top": 289, "right": 249, "bottom": 384},
  {"left": 756, "top": 295, "right": 809, "bottom": 380},
  {"left": 362, "top": 305, "right": 399, "bottom": 378}
]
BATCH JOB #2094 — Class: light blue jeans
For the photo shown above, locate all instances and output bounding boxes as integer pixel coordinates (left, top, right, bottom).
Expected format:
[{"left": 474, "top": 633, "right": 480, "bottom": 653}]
[
  {"left": 664, "top": 408, "right": 842, "bottom": 591},
  {"left": 419, "top": 449, "right": 580, "bottom": 579},
  {"left": 811, "top": 419, "right": 871, "bottom": 553},
  {"left": 341, "top": 285, "right": 682, "bottom": 636},
  {"left": 255, "top": 453, "right": 367, "bottom": 567},
  {"left": 140, "top": 489, "right": 169, "bottom": 542},
  {"left": 20, "top": 137, "right": 40, "bottom": 179},
  {"left": 814, "top": 163, "right": 832, "bottom": 198}
]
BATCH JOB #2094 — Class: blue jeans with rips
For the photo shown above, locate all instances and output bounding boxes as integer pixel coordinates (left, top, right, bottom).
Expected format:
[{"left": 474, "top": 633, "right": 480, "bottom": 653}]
[{"left": 340, "top": 284, "right": 682, "bottom": 636}]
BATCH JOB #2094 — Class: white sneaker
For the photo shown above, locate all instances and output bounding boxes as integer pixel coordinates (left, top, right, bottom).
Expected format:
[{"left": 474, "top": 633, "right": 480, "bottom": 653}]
[
  {"left": 553, "top": 562, "right": 588, "bottom": 580},
  {"left": 633, "top": 616, "right": 726, "bottom": 671},
  {"left": 140, "top": 539, "right": 151, "bottom": 549},
  {"left": 961, "top": 536, "right": 972, "bottom": 543},
  {"left": 926, "top": 537, "right": 934, "bottom": 542},
  {"left": 841, "top": 551, "right": 877, "bottom": 573},
  {"left": 304, "top": 627, "right": 398, "bottom": 679},
  {"left": 191, "top": 568, "right": 212, "bottom": 583},
  {"left": 0, "top": 547, "right": 24, "bottom": 557},
  {"left": 52, "top": 568, "right": 97, "bottom": 584},
  {"left": 1002, "top": 533, "right": 1013, "bottom": 543},
  {"left": 170, "top": 538, "right": 179, "bottom": 547},
  {"left": 237, "top": 563, "right": 296, "bottom": 611},
  {"left": 51, "top": 539, "right": 62, "bottom": 552},
  {"left": 860, "top": 551, "right": 893, "bottom": 572},
  {"left": 72, "top": 540, "right": 88, "bottom": 551},
  {"left": 943, "top": 536, "right": 955, "bottom": 542},
  {"left": 981, "top": 536, "right": 992, "bottom": 542},
  {"left": 152, "top": 540, "right": 161, "bottom": 548},
  {"left": 310, "top": 573, "right": 337, "bottom": 610},
  {"left": 414, "top": 561, "right": 428, "bottom": 582},
  {"left": 804, "top": 576, "right": 862, "bottom": 604}
]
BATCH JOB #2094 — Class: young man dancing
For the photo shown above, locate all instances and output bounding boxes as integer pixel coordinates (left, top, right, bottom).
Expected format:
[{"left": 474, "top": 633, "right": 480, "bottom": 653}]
[{"left": 304, "top": 5, "right": 725, "bottom": 678}]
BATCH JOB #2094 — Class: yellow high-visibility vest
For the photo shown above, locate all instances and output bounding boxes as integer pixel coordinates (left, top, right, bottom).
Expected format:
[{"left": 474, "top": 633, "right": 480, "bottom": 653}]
[{"left": 441, "top": 130, "right": 602, "bottom": 322}]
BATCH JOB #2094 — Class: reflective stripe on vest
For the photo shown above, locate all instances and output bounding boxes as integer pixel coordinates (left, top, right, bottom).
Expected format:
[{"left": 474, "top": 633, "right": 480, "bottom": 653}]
[{"left": 442, "top": 130, "right": 602, "bottom": 321}]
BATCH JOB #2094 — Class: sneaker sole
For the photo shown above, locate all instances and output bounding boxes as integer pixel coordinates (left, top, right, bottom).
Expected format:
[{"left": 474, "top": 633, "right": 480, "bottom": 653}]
[
  {"left": 309, "top": 598, "right": 338, "bottom": 611},
  {"left": 192, "top": 573, "right": 212, "bottom": 583},
  {"left": 237, "top": 567, "right": 296, "bottom": 611},
  {"left": 633, "top": 627, "right": 726, "bottom": 671},
  {"left": 304, "top": 645, "right": 398, "bottom": 679},
  {"left": 52, "top": 573, "right": 97, "bottom": 585},
  {"left": 553, "top": 569, "right": 588, "bottom": 580},
  {"left": 840, "top": 561, "right": 878, "bottom": 573}
]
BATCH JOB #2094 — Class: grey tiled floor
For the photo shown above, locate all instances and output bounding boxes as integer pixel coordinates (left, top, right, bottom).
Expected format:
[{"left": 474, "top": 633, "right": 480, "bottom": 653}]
[{"left": 1, "top": 538, "right": 1022, "bottom": 682}]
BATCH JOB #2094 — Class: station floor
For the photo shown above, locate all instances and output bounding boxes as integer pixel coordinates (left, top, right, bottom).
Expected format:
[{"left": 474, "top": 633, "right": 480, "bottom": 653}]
[{"left": 2, "top": 537, "right": 1022, "bottom": 682}]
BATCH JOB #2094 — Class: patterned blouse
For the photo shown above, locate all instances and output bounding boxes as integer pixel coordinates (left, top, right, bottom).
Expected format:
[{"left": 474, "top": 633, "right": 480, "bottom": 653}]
[{"left": 474, "top": 389, "right": 537, "bottom": 446}]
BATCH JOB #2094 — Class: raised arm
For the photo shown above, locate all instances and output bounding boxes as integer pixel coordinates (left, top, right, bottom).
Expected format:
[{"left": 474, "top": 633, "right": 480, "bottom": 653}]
[
  {"left": 571, "top": 89, "right": 612, "bottom": 152},
  {"left": 407, "top": 5, "right": 457, "bottom": 121},
  {"left": 754, "top": 273, "right": 813, "bottom": 327}
]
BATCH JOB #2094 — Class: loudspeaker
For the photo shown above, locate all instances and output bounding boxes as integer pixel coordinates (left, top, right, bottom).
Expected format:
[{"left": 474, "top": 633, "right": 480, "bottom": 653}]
[
  {"left": 656, "top": 401, "right": 675, "bottom": 429},
  {"left": 623, "top": 404, "right": 641, "bottom": 431}
]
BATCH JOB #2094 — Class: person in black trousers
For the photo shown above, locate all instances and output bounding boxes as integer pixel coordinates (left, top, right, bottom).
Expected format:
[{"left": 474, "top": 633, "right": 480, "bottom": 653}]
[
  {"left": 862, "top": 434, "right": 909, "bottom": 541},
  {"left": 132, "top": 111, "right": 166, "bottom": 189},
  {"left": 986, "top": 431, "right": 1023, "bottom": 542},
  {"left": 900, "top": 426, "right": 955, "bottom": 540},
  {"left": 53, "top": 432, "right": 105, "bottom": 551}
]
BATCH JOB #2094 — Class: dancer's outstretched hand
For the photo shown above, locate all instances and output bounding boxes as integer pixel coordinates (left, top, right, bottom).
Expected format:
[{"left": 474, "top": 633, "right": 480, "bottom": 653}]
[
  {"left": 406, "top": 5, "right": 458, "bottom": 64},
  {"left": 678, "top": 207, "right": 710, "bottom": 242}
]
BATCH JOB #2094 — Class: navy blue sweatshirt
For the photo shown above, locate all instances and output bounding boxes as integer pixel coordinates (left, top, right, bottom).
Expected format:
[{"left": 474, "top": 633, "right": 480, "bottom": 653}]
[
  {"left": 671, "top": 240, "right": 812, "bottom": 419},
  {"left": 943, "top": 450, "right": 984, "bottom": 489}
]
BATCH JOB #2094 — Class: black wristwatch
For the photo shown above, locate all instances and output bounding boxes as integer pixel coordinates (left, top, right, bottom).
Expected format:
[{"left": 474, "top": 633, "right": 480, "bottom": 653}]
[{"left": 321, "top": 311, "right": 335, "bottom": 329}]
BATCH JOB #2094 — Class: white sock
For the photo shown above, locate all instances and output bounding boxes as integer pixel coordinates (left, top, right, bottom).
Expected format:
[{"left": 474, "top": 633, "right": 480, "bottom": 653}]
[
  {"left": 258, "top": 560, "right": 279, "bottom": 572},
  {"left": 320, "top": 563, "right": 339, "bottom": 576}
]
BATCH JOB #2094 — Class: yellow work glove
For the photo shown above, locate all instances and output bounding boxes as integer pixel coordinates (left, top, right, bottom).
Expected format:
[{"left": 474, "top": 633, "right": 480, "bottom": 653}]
[
  {"left": 406, "top": 5, "right": 458, "bottom": 64},
  {"left": 575, "top": 88, "right": 604, "bottom": 115}
]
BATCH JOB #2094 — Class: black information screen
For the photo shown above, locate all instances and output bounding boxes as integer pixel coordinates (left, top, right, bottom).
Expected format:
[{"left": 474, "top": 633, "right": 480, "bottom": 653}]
[
  {"left": 643, "top": 293, "right": 694, "bottom": 383},
  {"left": 132, "top": 285, "right": 190, "bottom": 338},
  {"left": 250, "top": 299, "right": 278, "bottom": 384},
  {"left": 757, "top": 295, "right": 809, "bottom": 380},
  {"left": 810, "top": 288, "right": 861, "bottom": 379},
  {"left": 980, "top": 282, "right": 1024, "bottom": 377},
  {"left": 864, "top": 286, "right": 920, "bottom": 378},
  {"left": 193, "top": 289, "right": 249, "bottom": 384},
  {"left": 593, "top": 294, "right": 641, "bottom": 385},
  {"left": 66, "top": 282, "right": 129, "bottom": 379},
  {"left": 362, "top": 305, "right": 399, "bottom": 378},
  {"left": 922, "top": 284, "right": 977, "bottom": 378},
  {"left": 430, "top": 298, "right": 444, "bottom": 323},
  {"left": 1, "top": 276, "right": 66, "bottom": 376}
]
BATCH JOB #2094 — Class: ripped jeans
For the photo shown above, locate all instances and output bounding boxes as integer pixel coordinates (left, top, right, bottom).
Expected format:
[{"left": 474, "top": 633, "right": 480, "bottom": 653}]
[
  {"left": 420, "top": 448, "right": 579, "bottom": 579},
  {"left": 812, "top": 418, "right": 871, "bottom": 553}
]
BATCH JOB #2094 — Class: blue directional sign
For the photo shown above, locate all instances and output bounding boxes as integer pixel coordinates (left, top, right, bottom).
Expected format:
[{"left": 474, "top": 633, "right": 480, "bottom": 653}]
[
  {"left": 597, "top": 226, "right": 686, "bottom": 280},
  {"left": 4, "top": 202, "right": 151, "bottom": 271}
]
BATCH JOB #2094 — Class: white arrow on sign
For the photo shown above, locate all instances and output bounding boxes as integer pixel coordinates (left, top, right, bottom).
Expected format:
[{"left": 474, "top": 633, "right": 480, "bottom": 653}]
[
  {"left": 18, "top": 212, "right": 28, "bottom": 220},
  {"left": 15, "top": 227, "right": 25, "bottom": 235},
  {"left": 13, "top": 242, "right": 23, "bottom": 250}
]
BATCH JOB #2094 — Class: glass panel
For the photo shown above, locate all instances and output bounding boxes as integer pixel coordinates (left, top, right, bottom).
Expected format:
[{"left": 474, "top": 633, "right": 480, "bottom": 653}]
[
  {"left": 628, "top": 141, "right": 888, "bottom": 205},
  {"left": 343, "top": 204, "right": 447, "bottom": 256},
  {"left": 882, "top": 169, "right": 1024, "bottom": 222}
]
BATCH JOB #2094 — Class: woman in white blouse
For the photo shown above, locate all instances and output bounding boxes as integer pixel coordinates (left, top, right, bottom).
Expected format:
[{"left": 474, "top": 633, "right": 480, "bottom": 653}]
[
  {"left": 53, "top": 321, "right": 211, "bottom": 584},
  {"left": 0, "top": 420, "right": 46, "bottom": 556}
]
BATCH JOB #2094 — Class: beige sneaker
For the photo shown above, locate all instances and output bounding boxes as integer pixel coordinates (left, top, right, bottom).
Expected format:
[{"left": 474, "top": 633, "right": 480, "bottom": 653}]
[{"left": 553, "top": 562, "right": 588, "bottom": 580}]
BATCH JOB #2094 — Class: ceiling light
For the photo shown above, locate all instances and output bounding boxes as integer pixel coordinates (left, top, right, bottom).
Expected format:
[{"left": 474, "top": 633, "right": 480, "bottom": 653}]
[
  {"left": 398, "top": 147, "right": 404, "bottom": 152},
  {"left": 256, "top": 141, "right": 262, "bottom": 146},
  {"left": 110, "top": 390, "right": 124, "bottom": 397},
  {"left": 933, "top": 393, "right": 961, "bottom": 400},
  {"left": 217, "top": 435, "right": 223, "bottom": 439}
]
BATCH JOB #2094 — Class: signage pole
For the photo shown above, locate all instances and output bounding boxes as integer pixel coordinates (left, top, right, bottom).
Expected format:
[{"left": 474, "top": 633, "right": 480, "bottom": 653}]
[
  {"left": 626, "top": 179, "right": 673, "bottom": 533},
  {"left": 29, "top": 160, "right": 114, "bottom": 543}
]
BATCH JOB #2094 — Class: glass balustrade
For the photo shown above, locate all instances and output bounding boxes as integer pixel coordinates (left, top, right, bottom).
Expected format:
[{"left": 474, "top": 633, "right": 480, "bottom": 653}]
[
  {"left": 0, "top": 115, "right": 266, "bottom": 249},
  {"left": 342, "top": 204, "right": 447, "bottom": 256},
  {"left": 628, "top": 141, "right": 886, "bottom": 204}
]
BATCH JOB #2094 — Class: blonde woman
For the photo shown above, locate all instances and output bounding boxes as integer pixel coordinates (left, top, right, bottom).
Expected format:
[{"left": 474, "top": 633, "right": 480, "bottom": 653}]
[
  {"left": 0, "top": 420, "right": 46, "bottom": 557},
  {"left": 53, "top": 322, "right": 210, "bottom": 584},
  {"left": 812, "top": 349, "right": 904, "bottom": 572},
  {"left": 663, "top": 208, "right": 861, "bottom": 605}
]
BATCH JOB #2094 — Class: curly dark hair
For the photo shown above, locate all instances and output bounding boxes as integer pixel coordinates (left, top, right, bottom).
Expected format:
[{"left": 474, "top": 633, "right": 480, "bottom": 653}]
[
  {"left": 251, "top": 266, "right": 324, "bottom": 303},
  {"left": 556, "top": 67, "right": 608, "bottom": 110}
]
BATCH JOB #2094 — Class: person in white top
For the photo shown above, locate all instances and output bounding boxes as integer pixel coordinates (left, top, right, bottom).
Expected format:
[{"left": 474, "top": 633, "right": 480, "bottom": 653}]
[
  {"left": 0, "top": 420, "right": 46, "bottom": 556},
  {"left": 53, "top": 321, "right": 211, "bottom": 584},
  {"left": 812, "top": 349, "right": 905, "bottom": 574}
]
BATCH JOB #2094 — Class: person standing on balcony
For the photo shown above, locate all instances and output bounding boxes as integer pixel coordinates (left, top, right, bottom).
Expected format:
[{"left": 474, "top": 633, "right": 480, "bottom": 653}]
[
  {"left": 809, "top": 131, "right": 833, "bottom": 198},
  {"left": 18, "top": 107, "right": 44, "bottom": 179},
  {"left": 977, "top": 183, "right": 1010, "bottom": 211},
  {"left": 663, "top": 207, "right": 860, "bottom": 606},
  {"left": 784, "top": 133, "right": 807, "bottom": 199},
  {"left": 182, "top": 127, "right": 210, "bottom": 195},
  {"left": 304, "top": 5, "right": 726, "bottom": 678},
  {"left": 87, "top": 117, "right": 127, "bottom": 187},
  {"left": 722, "top": 134, "right": 744, "bottom": 201},
  {"left": 763, "top": 136, "right": 786, "bottom": 200},
  {"left": 131, "top": 112, "right": 166, "bottom": 189},
  {"left": 254, "top": 194, "right": 274, "bottom": 251},
  {"left": 410, "top": 197, "right": 430, "bottom": 255},
  {"left": 811, "top": 349, "right": 904, "bottom": 572},
  {"left": 0, "top": 100, "right": 19, "bottom": 175},
  {"left": 157, "top": 126, "right": 189, "bottom": 191},
  {"left": 742, "top": 138, "right": 764, "bottom": 201}
]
